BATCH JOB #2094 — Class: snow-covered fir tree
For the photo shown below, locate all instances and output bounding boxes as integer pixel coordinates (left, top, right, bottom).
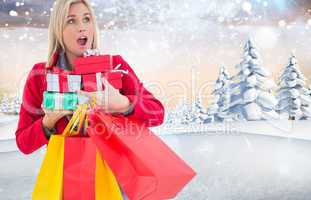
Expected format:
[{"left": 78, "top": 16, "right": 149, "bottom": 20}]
[
  {"left": 206, "top": 99, "right": 218, "bottom": 123},
  {"left": 0, "top": 94, "right": 21, "bottom": 115},
  {"left": 181, "top": 99, "right": 195, "bottom": 125},
  {"left": 276, "top": 55, "right": 311, "bottom": 120},
  {"left": 228, "top": 39, "right": 279, "bottom": 121},
  {"left": 193, "top": 97, "right": 209, "bottom": 124},
  {"left": 169, "top": 98, "right": 195, "bottom": 125},
  {"left": 207, "top": 66, "right": 233, "bottom": 122},
  {"left": 11, "top": 95, "right": 21, "bottom": 114},
  {"left": 0, "top": 94, "right": 10, "bottom": 113},
  {"left": 164, "top": 108, "right": 178, "bottom": 126},
  {"left": 306, "top": 85, "right": 311, "bottom": 97}
]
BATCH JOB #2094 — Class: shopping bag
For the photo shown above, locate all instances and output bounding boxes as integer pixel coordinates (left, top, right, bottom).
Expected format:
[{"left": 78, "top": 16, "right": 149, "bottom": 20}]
[
  {"left": 63, "top": 136, "right": 123, "bottom": 200},
  {"left": 33, "top": 104, "right": 123, "bottom": 200},
  {"left": 87, "top": 110, "right": 196, "bottom": 200},
  {"left": 32, "top": 135, "right": 65, "bottom": 200}
]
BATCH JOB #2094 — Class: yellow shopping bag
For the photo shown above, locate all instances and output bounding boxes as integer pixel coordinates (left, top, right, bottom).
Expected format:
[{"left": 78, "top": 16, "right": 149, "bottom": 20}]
[
  {"left": 96, "top": 151, "right": 123, "bottom": 200},
  {"left": 32, "top": 104, "right": 123, "bottom": 200},
  {"left": 32, "top": 135, "right": 64, "bottom": 200}
]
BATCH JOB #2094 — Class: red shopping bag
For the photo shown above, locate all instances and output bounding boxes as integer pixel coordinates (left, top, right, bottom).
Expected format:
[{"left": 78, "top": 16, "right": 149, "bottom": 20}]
[
  {"left": 87, "top": 109, "right": 196, "bottom": 200},
  {"left": 63, "top": 136, "right": 123, "bottom": 200},
  {"left": 63, "top": 137, "right": 96, "bottom": 200}
]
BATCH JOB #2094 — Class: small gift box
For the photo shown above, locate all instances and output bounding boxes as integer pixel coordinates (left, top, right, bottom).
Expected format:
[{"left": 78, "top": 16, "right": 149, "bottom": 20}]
[
  {"left": 46, "top": 73, "right": 60, "bottom": 92},
  {"left": 67, "top": 75, "right": 82, "bottom": 92},
  {"left": 73, "top": 55, "right": 124, "bottom": 92},
  {"left": 73, "top": 55, "right": 113, "bottom": 74},
  {"left": 43, "top": 91, "right": 78, "bottom": 110},
  {"left": 46, "top": 73, "right": 81, "bottom": 93}
]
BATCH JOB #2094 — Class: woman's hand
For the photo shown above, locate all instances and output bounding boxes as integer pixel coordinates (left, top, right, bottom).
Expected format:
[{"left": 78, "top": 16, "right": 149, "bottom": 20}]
[
  {"left": 42, "top": 109, "right": 73, "bottom": 129},
  {"left": 78, "top": 77, "right": 131, "bottom": 113}
]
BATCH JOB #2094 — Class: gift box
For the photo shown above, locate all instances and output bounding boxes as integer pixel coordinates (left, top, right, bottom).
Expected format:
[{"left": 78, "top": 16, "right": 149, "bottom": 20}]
[
  {"left": 46, "top": 73, "right": 81, "bottom": 93},
  {"left": 72, "top": 55, "right": 123, "bottom": 92},
  {"left": 67, "top": 75, "right": 82, "bottom": 92},
  {"left": 46, "top": 73, "right": 60, "bottom": 92},
  {"left": 73, "top": 55, "right": 113, "bottom": 74},
  {"left": 46, "top": 55, "right": 123, "bottom": 93},
  {"left": 43, "top": 91, "right": 78, "bottom": 110}
]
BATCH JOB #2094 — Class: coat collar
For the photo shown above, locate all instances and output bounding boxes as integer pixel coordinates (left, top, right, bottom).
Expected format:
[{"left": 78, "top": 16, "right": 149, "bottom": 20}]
[{"left": 47, "top": 50, "right": 71, "bottom": 71}]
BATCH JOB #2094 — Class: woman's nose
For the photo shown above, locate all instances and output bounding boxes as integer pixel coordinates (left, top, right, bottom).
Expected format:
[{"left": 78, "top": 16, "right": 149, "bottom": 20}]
[{"left": 77, "top": 21, "right": 87, "bottom": 32}]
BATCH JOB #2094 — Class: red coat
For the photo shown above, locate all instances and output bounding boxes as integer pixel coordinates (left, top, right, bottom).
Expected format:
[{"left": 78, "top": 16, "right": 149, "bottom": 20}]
[{"left": 15, "top": 54, "right": 165, "bottom": 154}]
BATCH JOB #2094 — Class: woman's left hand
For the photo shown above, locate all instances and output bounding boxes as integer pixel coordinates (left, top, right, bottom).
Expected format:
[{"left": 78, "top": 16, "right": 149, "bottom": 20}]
[{"left": 78, "top": 77, "right": 131, "bottom": 113}]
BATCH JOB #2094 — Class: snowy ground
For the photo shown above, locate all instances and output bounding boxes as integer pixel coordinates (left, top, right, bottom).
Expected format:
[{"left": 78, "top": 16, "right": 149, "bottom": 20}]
[{"left": 1, "top": 116, "right": 311, "bottom": 199}]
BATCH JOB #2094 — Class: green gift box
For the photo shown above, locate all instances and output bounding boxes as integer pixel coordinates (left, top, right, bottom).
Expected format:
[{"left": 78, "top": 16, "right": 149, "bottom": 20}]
[{"left": 43, "top": 91, "right": 78, "bottom": 110}]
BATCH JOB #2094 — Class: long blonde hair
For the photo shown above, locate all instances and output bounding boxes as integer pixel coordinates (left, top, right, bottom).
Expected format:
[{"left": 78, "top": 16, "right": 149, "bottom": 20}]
[{"left": 46, "top": 0, "right": 100, "bottom": 67}]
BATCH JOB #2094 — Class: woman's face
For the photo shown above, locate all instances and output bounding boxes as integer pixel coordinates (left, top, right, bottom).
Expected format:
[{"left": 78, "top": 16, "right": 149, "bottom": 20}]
[{"left": 63, "top": 2, "right": 94, "bottom": 59}]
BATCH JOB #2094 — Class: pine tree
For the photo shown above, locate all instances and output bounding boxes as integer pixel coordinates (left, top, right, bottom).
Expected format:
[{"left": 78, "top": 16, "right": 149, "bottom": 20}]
[
  {"left": 206, "top": 99, "right": 218, "bottom": 123},
  {"left": 11, "top": 95, "right": 21, "bottom": 114},
  {"left": 193, "top": 97, "right": 209, "bottom": 124},
  {"left": 208, "top": 66, "right": 233, "bottom": 122},
  {"left": 276, "top": 55, "right": 311, "bottom": 120},
  {"left": 181, "top": 100, "right": 195, "bottom": 125},
  {"left": 228, "top": 39, "right": 279, "bottom": 121},
  {"left": 164, "top": 108, "right": 177, "bottom": 126},
  {"left": 171, "top": 98, "right": 194, "bottom": 125},
  {"left": 0, "top": 94, "right": 10, "bottom": 113}
]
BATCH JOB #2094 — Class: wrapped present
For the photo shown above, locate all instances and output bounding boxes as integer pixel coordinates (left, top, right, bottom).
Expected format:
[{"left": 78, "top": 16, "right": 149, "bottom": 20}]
[
  {"left": 73, "top": 55, "right": 113, "bottom": 74},
  {"left": 73, "top": 55, "right": 124, "bottom": 91},
  {"left": 46, "top": 73, "right": 60, "bottom": 92},
  {"left": 67, "top": 75, "right": 82, "bottom": 92},
  {"left": 46, "top": 73, "right": 81, "bottom": 93},
  {"left": 47, "top": 55, "right": 124, "bottom": 93},
  {"left": 43, "top": 91, "right": 78, "bottom": 110}
]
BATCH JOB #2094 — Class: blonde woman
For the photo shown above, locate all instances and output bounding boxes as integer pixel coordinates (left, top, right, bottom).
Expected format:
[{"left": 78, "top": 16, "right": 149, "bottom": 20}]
[{"left": 15, "top": 0, "right": 164, "bottom": 198}]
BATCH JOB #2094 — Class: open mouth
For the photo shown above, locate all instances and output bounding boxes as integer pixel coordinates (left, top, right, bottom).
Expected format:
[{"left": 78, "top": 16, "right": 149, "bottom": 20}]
[{"left": 77, "top": 36, "right": 88, "bottom": 46}]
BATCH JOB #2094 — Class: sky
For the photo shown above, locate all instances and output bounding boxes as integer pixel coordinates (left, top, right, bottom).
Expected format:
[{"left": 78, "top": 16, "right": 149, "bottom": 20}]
[{"left": 1, "top": 0, "right": 311, "bottom": 107}]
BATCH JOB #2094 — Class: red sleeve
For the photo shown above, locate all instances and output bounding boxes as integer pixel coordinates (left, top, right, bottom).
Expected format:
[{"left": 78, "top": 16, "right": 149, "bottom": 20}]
[
  {"left": 15, "top": 63, "right": 49, "bottom": 154},
  {"left": 115, "top": 55, "right": 165, "bottom": 127}
]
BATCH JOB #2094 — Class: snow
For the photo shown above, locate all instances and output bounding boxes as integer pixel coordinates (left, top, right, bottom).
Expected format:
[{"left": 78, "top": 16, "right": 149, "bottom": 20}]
[
  {"left": 289, "top": 88, "right": 300, "bottom": 98},
  {"left": 262, "top": 110, "right": 279, "bottom": 120},
  {"left": 301, "top": 94, "right": 311, "bottom": 105},
  {"left": 0, "top": 114, "right": 19, "bottom": 152},
  {"left": 246, "top": 74, "right": 257, "bottom": 86},
  {"left": 257, "top": 91, "right": 278, "bottom": 108},
  {"left": 242, "top": 2, "right": 252, "bottom": 13},
  {"left": 244, "top": 103, "right": 262, "bottom": 120},
  {"left": 9, "top": 10, "right": 18, "bottom": 17},
  {"left": 243, "top": 88, "right": 258, "bottom": 103},
  {"left": 2, "top": 119, "right": 311, "bottom": 199}
]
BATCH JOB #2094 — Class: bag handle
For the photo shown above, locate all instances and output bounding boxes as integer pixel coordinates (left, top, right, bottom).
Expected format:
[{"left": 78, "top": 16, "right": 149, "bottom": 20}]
[
  {"left": 62, "top": 94, "right": 96, "bottom": 136},
  {"left": 62, "top": 104, "right": 88, "bottom": 136}
]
